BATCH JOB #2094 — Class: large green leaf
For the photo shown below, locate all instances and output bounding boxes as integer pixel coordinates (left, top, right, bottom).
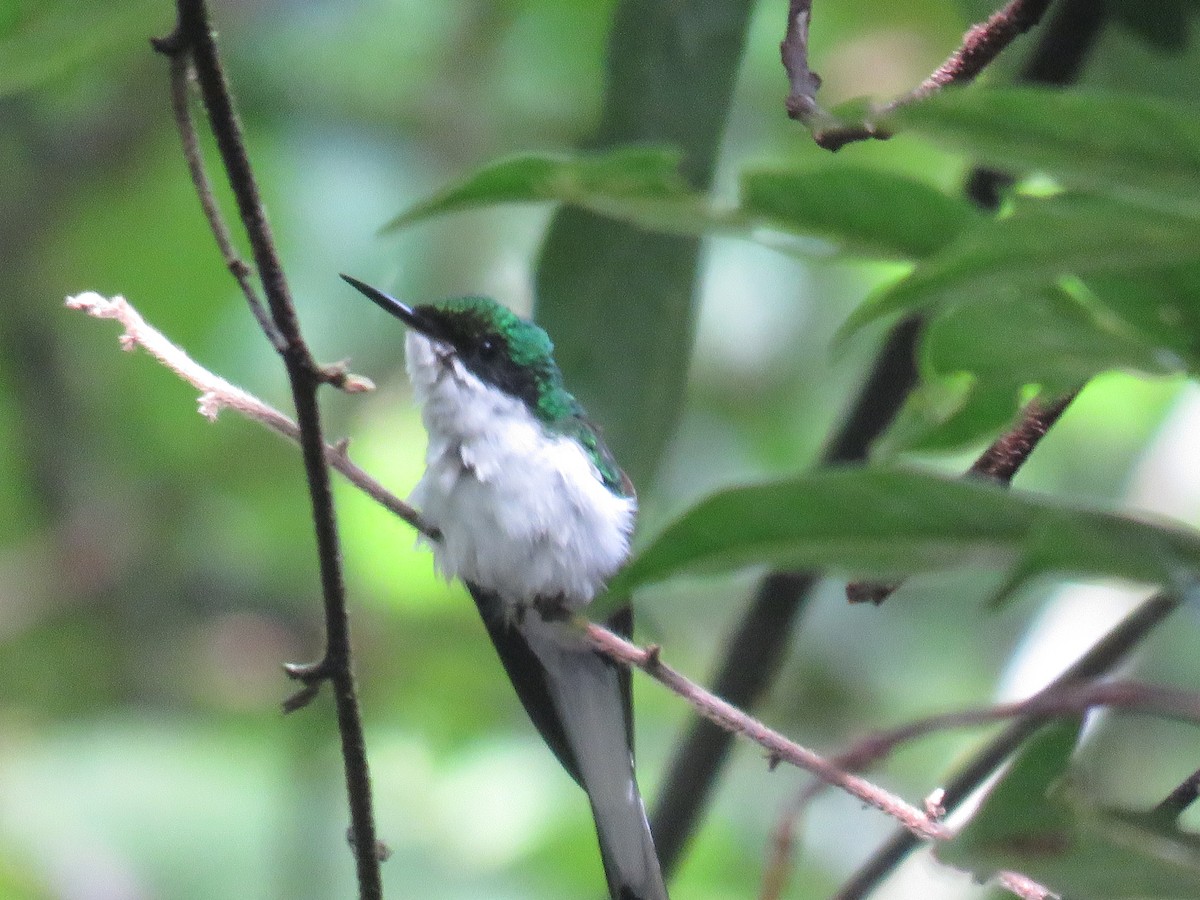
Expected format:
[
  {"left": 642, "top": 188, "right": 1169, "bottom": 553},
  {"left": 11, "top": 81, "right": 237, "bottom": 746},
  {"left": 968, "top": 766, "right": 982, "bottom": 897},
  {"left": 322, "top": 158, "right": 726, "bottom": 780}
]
[
  {"left": 610, "top": 467, "right": 1200, "bottom": 596},
  {"left": 842, "top": 193, "right": 1200, "bottom": 335},
  {"left": 951, "top": 719, "right": 1083, "bottom": 843},
  {"left": 1083, "top": 263, "right": 1200, "bottom": 373},
  {"left": 739, "top": 166, "right": 975, "bottom": 259},
  {"left": 385, "top": 147, "right": 974, "bottom": 261},
  {"left": 940, "top": 721, "right": 1200, "bottom": 898},
  {"left": 925, "top": 285, "right": 1178, "bottom": 390},
  {"left": 887, "top": 88, "right": 1200, "bottom": 213},
  {"left": 383, "top": 147, "right": 706, "bottom": 235}
]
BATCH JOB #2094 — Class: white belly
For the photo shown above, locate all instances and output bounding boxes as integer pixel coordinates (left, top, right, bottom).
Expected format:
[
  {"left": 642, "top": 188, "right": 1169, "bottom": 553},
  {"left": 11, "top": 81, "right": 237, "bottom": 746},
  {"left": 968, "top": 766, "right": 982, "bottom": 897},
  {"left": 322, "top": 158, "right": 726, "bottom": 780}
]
[{"left": 406, "top": 332, "right": 636, "bottom": 608}]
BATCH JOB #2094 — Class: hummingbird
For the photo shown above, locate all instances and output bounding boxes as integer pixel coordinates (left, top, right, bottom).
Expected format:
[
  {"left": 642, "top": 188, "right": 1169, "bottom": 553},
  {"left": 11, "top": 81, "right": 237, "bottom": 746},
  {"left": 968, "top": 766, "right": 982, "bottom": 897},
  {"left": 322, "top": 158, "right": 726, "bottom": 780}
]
[{"left": 341, "top": 274, "right": 669, "bottom": 900}]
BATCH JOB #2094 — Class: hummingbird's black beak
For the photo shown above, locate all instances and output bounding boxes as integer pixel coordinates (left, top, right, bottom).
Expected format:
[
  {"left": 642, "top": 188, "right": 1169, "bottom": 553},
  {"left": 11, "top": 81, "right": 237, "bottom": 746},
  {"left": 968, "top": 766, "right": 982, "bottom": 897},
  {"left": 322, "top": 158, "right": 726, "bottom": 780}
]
[{"left": 340, "top": 274, "right": 440, "bottom": 339}]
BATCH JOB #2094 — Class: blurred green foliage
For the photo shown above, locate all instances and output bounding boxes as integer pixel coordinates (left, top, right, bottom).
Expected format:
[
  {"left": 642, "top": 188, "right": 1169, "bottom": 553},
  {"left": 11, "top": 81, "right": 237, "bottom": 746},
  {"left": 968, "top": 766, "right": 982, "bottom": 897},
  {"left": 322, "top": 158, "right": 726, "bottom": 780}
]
[{"left": 4, "top": 0, "right": 1200, "bottom": 898}]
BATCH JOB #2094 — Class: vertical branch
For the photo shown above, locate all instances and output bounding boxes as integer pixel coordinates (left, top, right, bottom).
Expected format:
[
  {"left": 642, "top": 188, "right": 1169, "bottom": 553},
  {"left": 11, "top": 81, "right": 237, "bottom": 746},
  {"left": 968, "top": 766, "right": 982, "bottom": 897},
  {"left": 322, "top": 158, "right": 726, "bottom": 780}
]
[{"left": 152, "top": 4, "right": 383, "bottom": 898}]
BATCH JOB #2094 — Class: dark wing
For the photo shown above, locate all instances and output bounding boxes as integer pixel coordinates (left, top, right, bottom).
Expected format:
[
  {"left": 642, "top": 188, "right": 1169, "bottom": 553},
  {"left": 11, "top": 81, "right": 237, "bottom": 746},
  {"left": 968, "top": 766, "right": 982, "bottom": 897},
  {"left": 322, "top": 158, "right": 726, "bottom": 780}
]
[
  {"left": 466, "top": 581, "right": 584, "bottom": 784},
  {"left": 467, "top": 583, "right": 637, "bottom": 782},
  {"left": 467, "top": 584, "right": 665, "bottom": 900}
]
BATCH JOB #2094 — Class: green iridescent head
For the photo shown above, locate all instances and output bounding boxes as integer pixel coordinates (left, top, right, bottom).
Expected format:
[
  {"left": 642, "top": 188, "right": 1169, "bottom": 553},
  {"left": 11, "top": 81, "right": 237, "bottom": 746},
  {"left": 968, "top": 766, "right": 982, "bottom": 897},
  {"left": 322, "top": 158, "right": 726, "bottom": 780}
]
[{"left": 340, "top": 275, "right": 580, "bottom": 425}]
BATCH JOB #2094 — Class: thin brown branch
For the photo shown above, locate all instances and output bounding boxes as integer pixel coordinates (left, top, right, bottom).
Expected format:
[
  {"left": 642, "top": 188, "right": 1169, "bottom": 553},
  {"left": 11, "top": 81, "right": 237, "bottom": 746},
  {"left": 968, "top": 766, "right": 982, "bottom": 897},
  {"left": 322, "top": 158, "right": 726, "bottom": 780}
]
[
  {"left": 1154, "top": 766, "right": 1200, "bottom": 823},
  {"left": 66, "top": 291, "right": 434, "bottom": 538},
  {"left": 152, "top": 3, "right": 383, "bottom": 896},
  {"left": 902, "top": 0, "right": 1054, "bottom": 104},
  {"left": 847, "top": 388, "right": 1079, "bottom": 604},
  {"left": 837, "top": 680, "right": 1200, "bottom": 772},
  {"left": 651, "top": 316, "right": 922, "bottom": 873},
  {"left": 969, "top": 390, "right": 1080, "bottom": 482},
  {"left": 583, "top": 621, "right": 949, "bottom": 841},
  {"left": 833, "top": 590, "right": 1180, "bottom": 900},
  {"left": 797, "top": 0, "right": 1055, "bottom": 151}
]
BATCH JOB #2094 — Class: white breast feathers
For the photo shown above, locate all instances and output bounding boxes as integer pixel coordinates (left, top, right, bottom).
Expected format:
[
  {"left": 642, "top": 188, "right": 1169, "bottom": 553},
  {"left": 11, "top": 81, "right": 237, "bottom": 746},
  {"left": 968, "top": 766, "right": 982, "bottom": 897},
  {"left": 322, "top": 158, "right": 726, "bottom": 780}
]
[{"left": 405, "top": 332, "right": 636, "bottom": 610}]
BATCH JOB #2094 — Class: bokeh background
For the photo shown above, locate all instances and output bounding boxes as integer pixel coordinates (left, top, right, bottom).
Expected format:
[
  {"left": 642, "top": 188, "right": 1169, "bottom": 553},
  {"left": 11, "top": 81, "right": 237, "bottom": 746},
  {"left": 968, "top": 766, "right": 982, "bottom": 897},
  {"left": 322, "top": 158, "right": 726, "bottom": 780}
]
[{"left": 3, "top": 1, "right": 1200, "bottom": 898}]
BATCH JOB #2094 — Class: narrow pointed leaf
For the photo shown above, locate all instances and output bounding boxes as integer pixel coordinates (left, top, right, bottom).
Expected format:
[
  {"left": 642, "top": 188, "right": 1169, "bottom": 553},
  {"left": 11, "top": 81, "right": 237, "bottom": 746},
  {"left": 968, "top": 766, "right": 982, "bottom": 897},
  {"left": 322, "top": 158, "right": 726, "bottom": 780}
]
[
  {"left": 385, "top": 147, "right": 972, "bottom": 259},
  {"left": 941, "top": 721, "right": 1200, "bottom": 898},
  {"left": 740, "top": 167, "right": 976, "bottom": 259},
  {"left": 887, "top": 88, "right": 1200, "bottom": 213},
  {"left": 611, "top": 468, "right": 1200, "bottom": 598},
  {"left": 842, "top": 194, "right": 1200, "bottom": 335},
  {"left": 382, "top": 146, "right": 705, "bottom": 235}
]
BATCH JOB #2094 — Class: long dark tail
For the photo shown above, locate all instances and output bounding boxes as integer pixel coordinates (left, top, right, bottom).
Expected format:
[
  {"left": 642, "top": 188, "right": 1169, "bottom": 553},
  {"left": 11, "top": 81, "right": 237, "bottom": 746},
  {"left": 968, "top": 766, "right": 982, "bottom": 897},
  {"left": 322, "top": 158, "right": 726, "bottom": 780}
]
[{"left": 468, "top": 584, "right": 668, "bottom": 900}]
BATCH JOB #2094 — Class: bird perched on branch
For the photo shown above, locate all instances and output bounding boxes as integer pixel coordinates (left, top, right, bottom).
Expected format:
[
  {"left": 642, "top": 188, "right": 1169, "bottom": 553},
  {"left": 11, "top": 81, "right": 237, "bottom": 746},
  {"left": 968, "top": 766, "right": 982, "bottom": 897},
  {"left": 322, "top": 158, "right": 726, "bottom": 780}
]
[{"left": 342, "top": 274, "right": 668, "bottom": 900}]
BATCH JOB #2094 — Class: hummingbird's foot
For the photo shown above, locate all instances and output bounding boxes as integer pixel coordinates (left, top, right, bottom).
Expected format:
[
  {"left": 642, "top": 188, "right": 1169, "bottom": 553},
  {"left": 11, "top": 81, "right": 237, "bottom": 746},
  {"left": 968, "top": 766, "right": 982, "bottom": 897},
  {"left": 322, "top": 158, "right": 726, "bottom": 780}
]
[{"left": 531, "top": 593, "right": 571, "bottom": 622}]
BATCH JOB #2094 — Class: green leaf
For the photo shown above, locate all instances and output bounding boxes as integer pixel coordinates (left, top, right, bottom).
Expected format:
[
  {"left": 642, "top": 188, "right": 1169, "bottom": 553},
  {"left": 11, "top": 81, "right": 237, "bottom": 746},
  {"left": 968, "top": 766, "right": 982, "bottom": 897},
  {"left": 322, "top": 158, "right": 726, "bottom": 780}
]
[
  {"left": 611, "top": 467, "right": 1200, "bottom": 596},
  {"left": 386, "top": 147, "right": 973, "bottom": 260},
  {"left": 739, "top": 167, "right": 976, "bottom": 259},
  {"left": 843, "top": 193, "right": 1200, "bottom": 335},
  {"left": 872, "top": 283, "right": 1166, "bottom": 458},
  {"left": 887, "top": 88, "right": 1200, "bottom": 213},
  {"left": 1083, "top": 263, "right": 1200, "bottom": 373},
  {"left": 874, "top": 376, "right": 1025, "bottom": 458},
  {"left": 941, "top": 721, "right": 1200, "bottom": 898},
  {"left": 947, "top": 720, "right": 1082, "bottom": 855},
  {"left": 925, "top": 286, "right": 1178, "bottom": 391},
  {"left": 383, "top": 146, "right": 705, "bottom": 235},
  {"left": 0, "top": 0, "right": 166, "bottom": 97}
]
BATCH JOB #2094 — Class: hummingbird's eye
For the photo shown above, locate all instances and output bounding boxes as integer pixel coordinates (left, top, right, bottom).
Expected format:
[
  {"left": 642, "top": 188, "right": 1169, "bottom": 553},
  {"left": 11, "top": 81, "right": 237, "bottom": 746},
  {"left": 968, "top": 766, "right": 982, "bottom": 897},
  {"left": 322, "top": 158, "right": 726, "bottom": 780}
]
[{"left": 479, "top": 337, "right": 498, "bottom": 357}]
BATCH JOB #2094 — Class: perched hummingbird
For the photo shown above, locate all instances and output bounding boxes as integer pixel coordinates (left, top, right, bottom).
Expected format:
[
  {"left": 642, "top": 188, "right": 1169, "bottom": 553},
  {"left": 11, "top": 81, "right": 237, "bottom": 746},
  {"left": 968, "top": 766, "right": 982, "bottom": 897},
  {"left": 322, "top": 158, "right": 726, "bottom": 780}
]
[{"left": 341, "top": 274, "right": 668, "bottom": 900}]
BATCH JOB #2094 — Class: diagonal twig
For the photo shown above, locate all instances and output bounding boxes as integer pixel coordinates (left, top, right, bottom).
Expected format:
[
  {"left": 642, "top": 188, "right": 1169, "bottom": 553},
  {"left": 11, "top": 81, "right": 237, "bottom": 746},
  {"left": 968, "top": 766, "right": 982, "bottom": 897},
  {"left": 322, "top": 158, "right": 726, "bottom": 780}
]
[
  {"left": 844, "top": 388, "right": 1080, "bottom": 607},
  {"left": 585, "top": 624, "right": 949, "bottom": 841},
  {"left": 65, "top": 291, "right": 433, "bottom": 538},
  {"left": 901, "top": 0, "right": 1054, "bottom": 104},
  {"left": 832, "top": 590, "right": 1179, "bottom": 899},
  {"left": 1153, "top": 766, "right": 1200, "bottom": 824},
  {"left": 788, "top": 0, "right": 1055, "bottom": 151},
  {"left": 969, "top": 390, "right": 1080, "bottom": 482},
  {"left": 847, "top": 388, "right": 1080, "bottom": 604},
  {"left": 650, "top": 316, "right": 922, "bottom": 872},
  {"left": 831, "top": 679, "right": 1200, "bottom": 773}
]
